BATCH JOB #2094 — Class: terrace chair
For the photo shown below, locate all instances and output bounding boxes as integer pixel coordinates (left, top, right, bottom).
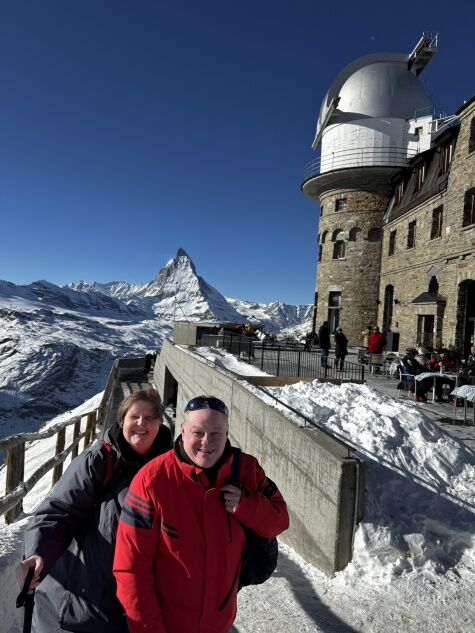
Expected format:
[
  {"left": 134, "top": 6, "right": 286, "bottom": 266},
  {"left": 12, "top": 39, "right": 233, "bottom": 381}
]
[
  {"left": 397, "top": 365, "right": 416, "bottom": 400},
  {"left": 368, "top": 353, "right": 385, "bottom": 374}
]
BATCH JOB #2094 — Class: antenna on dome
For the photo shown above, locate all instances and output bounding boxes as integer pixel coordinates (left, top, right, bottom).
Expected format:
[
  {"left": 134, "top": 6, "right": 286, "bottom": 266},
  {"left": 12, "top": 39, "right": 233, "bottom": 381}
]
[{"left": 408, "top": 32, "right": 438, "bottom": 76}]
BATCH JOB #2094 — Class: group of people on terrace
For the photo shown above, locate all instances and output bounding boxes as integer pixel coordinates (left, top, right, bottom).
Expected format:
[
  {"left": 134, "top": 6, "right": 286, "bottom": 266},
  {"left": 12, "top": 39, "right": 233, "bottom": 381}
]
[{"left": 16, "top": 389, "right": 289, "bottom": 633}]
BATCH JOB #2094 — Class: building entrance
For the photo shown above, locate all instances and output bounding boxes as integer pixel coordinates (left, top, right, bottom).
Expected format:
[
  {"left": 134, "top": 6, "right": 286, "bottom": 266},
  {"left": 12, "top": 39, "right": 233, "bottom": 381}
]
[{"left": 456, "top": 280, "right": 475, "bottom": 357}]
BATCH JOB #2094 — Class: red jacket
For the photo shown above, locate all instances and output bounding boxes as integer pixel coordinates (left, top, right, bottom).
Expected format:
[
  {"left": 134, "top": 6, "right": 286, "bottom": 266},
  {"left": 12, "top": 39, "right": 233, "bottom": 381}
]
[
  {"left": 113, "top": 444, "right": 289, "bottom": 633},
  {"left": 368, "top": 332, "right": 386, "bottom": 353}
]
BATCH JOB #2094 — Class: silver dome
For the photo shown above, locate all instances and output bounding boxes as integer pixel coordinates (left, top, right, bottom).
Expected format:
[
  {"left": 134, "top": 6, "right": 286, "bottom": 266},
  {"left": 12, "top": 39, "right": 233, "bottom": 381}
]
[{"left": 313, "top": 53, "right": 432, "bottom": 148}]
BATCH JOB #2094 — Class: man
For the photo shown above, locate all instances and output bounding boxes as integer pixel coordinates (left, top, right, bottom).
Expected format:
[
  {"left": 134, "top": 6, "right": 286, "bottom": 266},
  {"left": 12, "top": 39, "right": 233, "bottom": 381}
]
[
  {"left": 318, "top": 320, "right": 331, "bottom": 367},
  {"left": 113, "top": 395, "right": 289, "bottom": 633}
]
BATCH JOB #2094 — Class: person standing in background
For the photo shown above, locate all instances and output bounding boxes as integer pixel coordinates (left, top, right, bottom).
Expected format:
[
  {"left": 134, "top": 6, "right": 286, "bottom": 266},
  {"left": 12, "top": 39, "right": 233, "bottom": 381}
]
[
  {"left": 318, "top": 321, "right": 331, "bottom": 368},
  {"left": 334, "top": 327, "right": 348, "bottom": 371}
]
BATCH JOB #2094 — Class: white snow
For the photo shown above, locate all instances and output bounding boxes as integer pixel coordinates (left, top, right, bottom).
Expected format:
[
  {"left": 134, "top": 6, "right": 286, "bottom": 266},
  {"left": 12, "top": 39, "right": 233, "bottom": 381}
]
[{"left": 1, "top": 354, "right": 474, "bottom": 631}]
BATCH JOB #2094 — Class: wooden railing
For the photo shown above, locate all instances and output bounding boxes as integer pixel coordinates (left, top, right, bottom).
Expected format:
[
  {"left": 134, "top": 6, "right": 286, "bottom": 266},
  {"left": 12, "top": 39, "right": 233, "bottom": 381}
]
[
  {"left": 0, "top": 409, "right": 99, "bottom": 524},
  {"left": 0, "top": 355, "right": 147, "bottom": 526}
]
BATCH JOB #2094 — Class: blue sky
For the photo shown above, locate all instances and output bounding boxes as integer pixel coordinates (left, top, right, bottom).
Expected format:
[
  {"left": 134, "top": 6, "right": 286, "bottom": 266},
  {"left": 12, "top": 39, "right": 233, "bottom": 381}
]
[{"left": 0, "top": 1, "right": 473, "bottom": 304}]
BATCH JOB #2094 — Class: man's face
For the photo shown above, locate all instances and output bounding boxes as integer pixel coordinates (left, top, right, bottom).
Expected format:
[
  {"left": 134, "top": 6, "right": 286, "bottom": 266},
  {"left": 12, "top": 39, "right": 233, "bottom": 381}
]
[{"left": 181, "top": 408, "right": 228, "bottom": 468}]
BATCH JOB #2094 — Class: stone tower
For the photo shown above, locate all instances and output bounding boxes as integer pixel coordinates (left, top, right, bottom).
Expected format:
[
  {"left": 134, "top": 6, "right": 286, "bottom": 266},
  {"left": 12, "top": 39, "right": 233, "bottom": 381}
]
[{"left": 302, "top": 34, "right": 438, "bottom": 345}]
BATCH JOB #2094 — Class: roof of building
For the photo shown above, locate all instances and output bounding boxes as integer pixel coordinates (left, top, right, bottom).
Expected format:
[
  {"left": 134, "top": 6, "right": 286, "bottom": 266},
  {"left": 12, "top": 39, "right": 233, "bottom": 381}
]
[{"left": 411, "top": 292, "right": 446, "bottom": 304}]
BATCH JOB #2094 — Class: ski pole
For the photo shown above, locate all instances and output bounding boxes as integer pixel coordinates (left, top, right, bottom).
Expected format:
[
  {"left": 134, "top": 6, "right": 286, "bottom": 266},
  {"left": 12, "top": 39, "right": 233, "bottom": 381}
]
[{"left": 16, "top": 566, "right": 35, "bottom": 633}]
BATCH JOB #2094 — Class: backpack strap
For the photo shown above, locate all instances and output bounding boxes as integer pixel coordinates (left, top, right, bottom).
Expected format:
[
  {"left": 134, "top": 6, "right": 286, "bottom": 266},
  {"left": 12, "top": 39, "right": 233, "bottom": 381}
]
[
  {"left": 100, "top": 439, "right": 115, "bottom": 488},
  {"left": 227, "top": 447, "right": 241, "bottom": 488}
]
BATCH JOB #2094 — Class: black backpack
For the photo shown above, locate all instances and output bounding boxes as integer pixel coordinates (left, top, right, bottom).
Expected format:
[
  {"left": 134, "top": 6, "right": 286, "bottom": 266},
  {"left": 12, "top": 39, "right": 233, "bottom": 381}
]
[{"left": 227, "top": 447, "right": 279, "bottom": 589}]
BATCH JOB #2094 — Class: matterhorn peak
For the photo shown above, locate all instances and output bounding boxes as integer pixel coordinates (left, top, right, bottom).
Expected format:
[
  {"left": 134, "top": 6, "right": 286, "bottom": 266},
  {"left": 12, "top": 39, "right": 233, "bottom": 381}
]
[{"left": 152, "top": 248, "right": 196, "bottom": 289}]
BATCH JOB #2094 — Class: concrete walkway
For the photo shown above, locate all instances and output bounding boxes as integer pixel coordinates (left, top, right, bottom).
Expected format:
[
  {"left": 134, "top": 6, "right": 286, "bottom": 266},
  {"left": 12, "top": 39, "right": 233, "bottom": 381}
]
[{"left": 365, "top": 372, "right": 475, "bottom": 451}]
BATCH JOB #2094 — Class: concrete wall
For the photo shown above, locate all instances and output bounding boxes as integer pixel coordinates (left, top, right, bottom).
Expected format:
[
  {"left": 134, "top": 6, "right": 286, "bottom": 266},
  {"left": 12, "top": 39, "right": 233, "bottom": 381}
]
[{"left": 153, "top": 339, "right": 364, "bottom": 575}]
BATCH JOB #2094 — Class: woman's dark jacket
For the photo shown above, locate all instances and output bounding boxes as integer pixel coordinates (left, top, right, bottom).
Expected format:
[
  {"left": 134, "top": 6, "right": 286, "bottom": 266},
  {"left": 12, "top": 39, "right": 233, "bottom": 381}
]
[
  {"left": 334, "top": 332, "right": 348, "bottom": 357},
  {"left": 24, "top": 422, "right": 171, "bottom": 633},
  {"left": 318, "top": 324, "right": 331, "bottom": 349}
]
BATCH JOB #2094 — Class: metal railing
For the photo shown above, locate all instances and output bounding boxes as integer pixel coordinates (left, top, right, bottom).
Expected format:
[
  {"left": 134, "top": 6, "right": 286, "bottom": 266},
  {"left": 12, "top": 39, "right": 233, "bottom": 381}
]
[
  {"left": 303, "top": 147, "right": 418, "bottom": 181},
  {"left": 202, "top": 332, "right": 365, "bottom": 382}
]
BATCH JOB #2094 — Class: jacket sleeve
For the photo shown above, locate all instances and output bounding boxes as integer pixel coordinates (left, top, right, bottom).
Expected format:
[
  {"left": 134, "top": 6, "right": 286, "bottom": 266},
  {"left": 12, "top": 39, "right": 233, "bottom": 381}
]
[
  {"left": 234, "top": 457, "right": 289, "bottom": 539},
  {"left": 24, "top": 444, "right": 110, "bottom": 576},
  {"left": 113, "top": 468, "right": 166, "bottom": 633}
]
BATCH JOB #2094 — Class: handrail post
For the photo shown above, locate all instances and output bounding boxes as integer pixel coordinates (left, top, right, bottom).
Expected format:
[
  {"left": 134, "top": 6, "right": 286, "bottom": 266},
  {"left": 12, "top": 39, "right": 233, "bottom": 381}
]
[
  {"left": 297, "top": 349, "right": 301, "bottom": 377},
  {"left": 83, "top": 413, "right": 95, "bottom": 449},
  {"left": 71, "top": 419, "right": 81, "bottom": 460},
  {"left": 5, "top": 441, "right": 25, "bottom": 524},
  {"left": 52, "top": 428, "right": 66, "bottom": 486},
  {"left": 276, "top": 346, "right": 281, "bottom": 377},
  {"left": 260, "top": 339, "right": 265, "bottom": 371}
]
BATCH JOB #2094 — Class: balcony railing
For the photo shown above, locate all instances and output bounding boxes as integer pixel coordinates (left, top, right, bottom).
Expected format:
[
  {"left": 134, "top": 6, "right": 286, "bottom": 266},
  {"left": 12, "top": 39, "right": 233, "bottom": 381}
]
[{"left": 303, "top": 147, "right": 418, "bottom": 181}]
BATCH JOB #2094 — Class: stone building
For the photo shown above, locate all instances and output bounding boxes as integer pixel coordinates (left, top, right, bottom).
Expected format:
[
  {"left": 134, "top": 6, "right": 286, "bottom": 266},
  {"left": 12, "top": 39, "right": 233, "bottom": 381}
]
[{"left": 302, "top": 33, "right": 475, "bottom": 356}]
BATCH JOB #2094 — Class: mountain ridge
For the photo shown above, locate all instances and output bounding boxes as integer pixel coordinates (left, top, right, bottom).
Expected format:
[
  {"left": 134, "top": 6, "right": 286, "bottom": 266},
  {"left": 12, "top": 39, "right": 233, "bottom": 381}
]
[{"left": 0, "top": 249, "right": 313, "bottom": 437}]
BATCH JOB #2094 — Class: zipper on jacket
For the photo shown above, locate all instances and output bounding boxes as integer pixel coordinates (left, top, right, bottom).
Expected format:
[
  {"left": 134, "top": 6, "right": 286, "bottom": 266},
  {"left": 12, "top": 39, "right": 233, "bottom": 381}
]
[{"left": 218, "top": 567, "right": 240, "bottom": 612}]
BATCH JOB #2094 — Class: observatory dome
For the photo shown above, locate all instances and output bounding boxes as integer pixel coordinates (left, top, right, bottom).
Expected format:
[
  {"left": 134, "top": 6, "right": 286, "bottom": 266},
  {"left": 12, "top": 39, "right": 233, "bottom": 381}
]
[{"left": 315, "top": 53, "right": 432, "bottom": 145}]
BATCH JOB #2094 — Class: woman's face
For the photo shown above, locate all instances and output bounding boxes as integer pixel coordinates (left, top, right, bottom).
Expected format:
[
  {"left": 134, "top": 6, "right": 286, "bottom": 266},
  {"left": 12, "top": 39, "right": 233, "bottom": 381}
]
[{"left": 122, "top": 400, "right": 161, "bottom": 455}]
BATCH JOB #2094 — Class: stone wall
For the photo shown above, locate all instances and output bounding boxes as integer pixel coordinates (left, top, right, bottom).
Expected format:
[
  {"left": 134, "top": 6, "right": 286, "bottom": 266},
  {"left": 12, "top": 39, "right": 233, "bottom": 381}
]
[
  {"left": 379, "top": 100, "right": 475, "bottom": 352},
  {"left": 317, "top": 188, "right": 389, "bottom": 345}
]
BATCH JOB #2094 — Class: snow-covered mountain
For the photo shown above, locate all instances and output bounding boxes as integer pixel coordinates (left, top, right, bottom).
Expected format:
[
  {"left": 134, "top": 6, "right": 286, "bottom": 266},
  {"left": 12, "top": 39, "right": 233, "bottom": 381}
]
[{"left": 0, "top": 249, "right": 312, "bottom": 437}]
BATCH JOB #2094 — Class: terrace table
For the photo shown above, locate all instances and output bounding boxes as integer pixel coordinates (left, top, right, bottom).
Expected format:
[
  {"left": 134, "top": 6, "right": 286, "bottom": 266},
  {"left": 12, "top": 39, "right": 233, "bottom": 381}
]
[
  {"left": 450, "top": 384, "right": 475, "bottom": 425},
  {"left": 414, "top": 371, "right": 457, "bottom": 403}
]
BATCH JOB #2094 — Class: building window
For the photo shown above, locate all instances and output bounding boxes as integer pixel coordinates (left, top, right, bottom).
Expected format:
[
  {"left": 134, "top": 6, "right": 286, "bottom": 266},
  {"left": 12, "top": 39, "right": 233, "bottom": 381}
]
[
  {"left": 388, "top": 230, "right": 396, "bottom": 256},
  {"left": 382, "top": 285, "right": 394, "bottom": 333},
  {"left": 440, "top": 142, "right": 454, "bottom": 174},
  {"left": 417, "top": 315, "right": 435, "bottom": 349},
  {"left": 428, "top": 276, "right": 439, "bottom": 294},
  {"left": 414, "top": 163, "right": 425, "bottom": 192},
  {"left": 318, "top": 245, "right": 322, "bottom": 262},
  {"left": 335, "top": 198, "right": 347, "bottom": 212},
  {"left": 348, "top": 227, "right": 361, "bottom": 241},
  {"left": 328, "top": 291, "right": 341, "bottom": 332},
  {"left": 414, "top": 126, "right": 423, "bottom": 138},
  {"left": 395, "top": 180, "right": 405, "bottom": 205},
  {"left": 320, "top": 204, "right": 324, "bottom": 217},
  {"left": 463, "top": 188, "right": 475, "bottom": 227},
  {"left": 407, "top": 220, "right": 416, "bottom": 248},
  {"left": 321, "top": 230, "right": 328, "bottom": 243},
  {"left": 333, "top": 240, "right": 345, "bottom": 259},
  {"left": 469, "top": 118, "right": 475, "bottom": 154},
  {"left": 430, "top": 205, "right": 443, "bottom": 239}
]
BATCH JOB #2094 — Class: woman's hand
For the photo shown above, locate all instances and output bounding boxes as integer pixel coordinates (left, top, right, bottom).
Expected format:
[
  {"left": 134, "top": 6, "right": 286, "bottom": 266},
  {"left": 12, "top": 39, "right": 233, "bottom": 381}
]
[
  {"left": 220, "top": 484, "right": 242, "bottom": 513},
  {"left": 16, "top": 555, "right": 44, "bottom": 592}
]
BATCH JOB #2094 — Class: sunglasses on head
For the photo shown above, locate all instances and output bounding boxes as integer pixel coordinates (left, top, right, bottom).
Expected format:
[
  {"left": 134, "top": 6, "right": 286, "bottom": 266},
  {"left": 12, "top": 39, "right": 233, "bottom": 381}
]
[{"left": 184, "top": 396, "right": 229, "bottom": 416}]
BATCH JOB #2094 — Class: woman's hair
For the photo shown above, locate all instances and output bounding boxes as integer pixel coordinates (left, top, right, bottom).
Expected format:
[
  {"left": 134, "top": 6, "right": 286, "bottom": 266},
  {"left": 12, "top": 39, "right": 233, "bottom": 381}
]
[{"left": 117, "top": 387, "right": 164, "bottom": 427}]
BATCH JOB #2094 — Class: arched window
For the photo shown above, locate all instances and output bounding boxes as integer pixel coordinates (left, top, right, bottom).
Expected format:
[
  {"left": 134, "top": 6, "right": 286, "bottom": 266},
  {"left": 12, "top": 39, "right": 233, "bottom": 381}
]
[
  {"left": 321, "top": 230, "right": 328, "bottom": 244},
  {"left": 428, "top": 276, "right": 439, "bottom": 294},
  {"left": 332, "top": 228, "right": 343, "bottom": 242},
  {"left": 349, "top": 227, "right": 362, "bottom": 242},
  {"left": 333, "top": 240, "right": 345, "bottom": 259},
  {"left": 382, "top": 285, "right": 394, "bottom": 332}
]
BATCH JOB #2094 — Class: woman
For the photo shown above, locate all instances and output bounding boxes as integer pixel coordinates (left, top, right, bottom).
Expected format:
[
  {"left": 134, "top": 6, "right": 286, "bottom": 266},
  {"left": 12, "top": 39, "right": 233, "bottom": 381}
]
[
  {"left": 16, "top": 387, "right": 172, "bottom": 633},
  {"left": 334, "top": 326, "right": 348, "bottom": 371}
]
